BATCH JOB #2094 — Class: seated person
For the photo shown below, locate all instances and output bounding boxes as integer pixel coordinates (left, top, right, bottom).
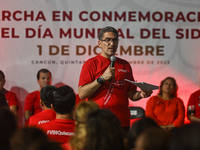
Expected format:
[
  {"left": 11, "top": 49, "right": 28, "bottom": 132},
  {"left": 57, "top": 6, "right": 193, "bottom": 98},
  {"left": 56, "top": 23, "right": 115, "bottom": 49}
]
[
  {"left": 69, "top": 101, "right": 100, "bottom": 150},
  {"left": 83, "top": 109, "right": 125, "bottom": 150},
  {"left": 28, "top": 85, "right": 57, "bottom": 126},
  {"left": 145, "top": 77, "right": 185, "bottom": 131},
  {"left": 126, "top": 117, "right": 159, "bottom": 150},
  {"left": 134, "top": 127, "right": 170, "bottom": 150},
  {"left": 168, "top": 122, "right": 200, "bottom": 150},
  {"left": 187, "top": 86, "right": 200, "bottom": 123},
  {"left": 10, "top": 126, "right": 49, "bottom": 150},
  {"left": 38, "top": 85, "right": 76, "bottom": 144},
  {"left": 0, "top": 70, "right": 18, "bottom": 115},
  {"left": 24, "top": 68, "right": 52, "bottom": 121}
]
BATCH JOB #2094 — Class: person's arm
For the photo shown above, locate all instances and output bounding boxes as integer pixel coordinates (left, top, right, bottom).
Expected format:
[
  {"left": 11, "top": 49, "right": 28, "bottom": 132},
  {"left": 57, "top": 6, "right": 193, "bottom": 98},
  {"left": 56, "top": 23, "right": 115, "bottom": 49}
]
[
  {"left": 79, "top": 81, "right": 103, "bottom": 100},
  {"left": 24, "top": 110, "right": 32, "bottom": 121},
  {"left": 145, "top": 97, "right": 162, "bottom": 125},
  {"left": 24, "top": 94, "right": 34, "bottom": 121},
  {"left": 188, "top": 115, "right": 200, "bottom": 123},
  {"left": 172, "top": 98, "right": 185, "bottom": 127},
  {"left": 79, "top": 66, "right": 115, "bottom": 100},
  {"left": 5, "top": 91, "right": 18, "bottom": 116},
  {"left": 128, "top": 90, "right": 153, "bottom": 101},
  {"left": 10, "top": 105, "right": 18, "bottom": 116},
  {"left": 128, "top": 91, "right": 142, "bottom": 101}
]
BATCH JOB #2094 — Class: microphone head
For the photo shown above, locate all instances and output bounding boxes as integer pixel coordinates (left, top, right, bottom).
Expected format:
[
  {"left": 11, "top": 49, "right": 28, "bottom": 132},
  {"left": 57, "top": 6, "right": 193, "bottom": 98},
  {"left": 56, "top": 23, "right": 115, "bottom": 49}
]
[{"left": 110, "top": 55, "right": 116, "bottom": 62}]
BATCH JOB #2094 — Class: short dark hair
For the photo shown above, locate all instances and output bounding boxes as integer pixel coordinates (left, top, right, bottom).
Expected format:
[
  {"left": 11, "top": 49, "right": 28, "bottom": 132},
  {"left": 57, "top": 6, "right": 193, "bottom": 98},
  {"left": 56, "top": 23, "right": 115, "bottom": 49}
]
[
  {"left": 40, "top": 85, "right": 57, "bottom": 108},
  {"left": 98, "top": 26, "right": 118, "bottom": 40},
  {"left": 36, "top": 69, "right": 51, "bottom": 80},
  {"left": 0, "top": 70, "right": 5, "bottom": 80},
  {"left": 139, "top": 127, "right": 170, "bottom": 150},
  {"left": 127, "top": 117, "right": 159, "bottom": 150},
  {"left": 10, "top": 127, "right": 48, "bottom": 150},
  {"left": 52, "top": 85, "right": 75, "bottom": 114},
  {"left": 168, "top": 122, "right": 200, "bottom": 150}
]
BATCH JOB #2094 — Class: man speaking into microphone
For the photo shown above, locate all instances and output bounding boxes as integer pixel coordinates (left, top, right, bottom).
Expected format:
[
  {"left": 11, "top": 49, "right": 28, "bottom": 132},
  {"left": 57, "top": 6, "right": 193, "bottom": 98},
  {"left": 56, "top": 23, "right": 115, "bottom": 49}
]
[{"left": 78, "top": 26, "right": 152, "bottom": 132}]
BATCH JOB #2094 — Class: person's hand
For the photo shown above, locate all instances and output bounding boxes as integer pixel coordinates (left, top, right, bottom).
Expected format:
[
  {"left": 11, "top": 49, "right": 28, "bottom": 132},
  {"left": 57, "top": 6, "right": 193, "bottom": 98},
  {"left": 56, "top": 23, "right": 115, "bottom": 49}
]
[
  {"left": 101, "top": 66, "right": 115, "bottom": 81},
  {"left": 140, "top": 90, "right": 153, "bottom": 98},
  {"left": 160, "top": 124, "right": 174, "bottom": 131}
]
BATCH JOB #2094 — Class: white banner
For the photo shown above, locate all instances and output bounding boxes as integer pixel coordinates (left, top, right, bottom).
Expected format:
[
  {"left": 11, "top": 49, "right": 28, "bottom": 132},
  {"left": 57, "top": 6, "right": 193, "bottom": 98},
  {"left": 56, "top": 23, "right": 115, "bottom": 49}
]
[{"left": 1, "top": 0, "right": 200, "bottom": 125}]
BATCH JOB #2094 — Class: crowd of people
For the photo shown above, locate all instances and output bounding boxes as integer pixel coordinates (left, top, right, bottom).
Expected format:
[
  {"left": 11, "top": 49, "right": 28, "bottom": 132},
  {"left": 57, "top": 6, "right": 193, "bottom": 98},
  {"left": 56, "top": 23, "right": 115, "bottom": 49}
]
[{"left": 1, "top": 26, "right": 200, "bottom": 150}]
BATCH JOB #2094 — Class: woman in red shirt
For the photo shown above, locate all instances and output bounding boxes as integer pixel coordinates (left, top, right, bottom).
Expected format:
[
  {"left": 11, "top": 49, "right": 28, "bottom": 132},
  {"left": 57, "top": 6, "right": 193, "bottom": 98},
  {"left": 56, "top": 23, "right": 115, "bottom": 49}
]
[{"left": 145, "top": 77, "right": 185, "bottom": 131}]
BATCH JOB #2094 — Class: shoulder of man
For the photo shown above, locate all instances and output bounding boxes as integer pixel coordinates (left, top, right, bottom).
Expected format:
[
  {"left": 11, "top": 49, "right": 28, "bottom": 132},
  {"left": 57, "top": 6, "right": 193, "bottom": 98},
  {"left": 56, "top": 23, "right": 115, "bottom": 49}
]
[{"left": 26, "top": 90, "right": 40, "bottom": 97}]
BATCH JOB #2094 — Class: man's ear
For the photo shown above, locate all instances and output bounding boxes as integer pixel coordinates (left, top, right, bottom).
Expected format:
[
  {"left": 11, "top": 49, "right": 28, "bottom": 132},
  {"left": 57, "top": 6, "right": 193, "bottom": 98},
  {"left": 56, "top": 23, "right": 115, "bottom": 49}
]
[
  {"left": 98, "top": 40, "right": 102, "bottom": 48},
  {"left": 40, "top": 100, "right": 44, "bottom": 107},
  {"left": 51, "top": 104, "right": 54, "bottom": 110}
]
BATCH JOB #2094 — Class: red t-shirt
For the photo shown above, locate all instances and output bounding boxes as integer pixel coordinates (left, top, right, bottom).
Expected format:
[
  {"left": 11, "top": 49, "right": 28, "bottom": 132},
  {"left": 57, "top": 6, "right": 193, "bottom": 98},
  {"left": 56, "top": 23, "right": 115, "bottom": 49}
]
[
  {"left": 187, "top": 90, "right": 200, "bottom": 118},
  {"left": 145, "top": 96, "right": 185, "bottom": 127},
  {"left": 78, "top": 55, "right": 137, "bottom": 127},
  {"left": 24, "top": 91, "right": 42, "bottom": 115},
  {"left": 28, "top": 109, "right": 56, "bottom": 126},
  {"left": 38, "top": 119, "right": 75, "bottom": 144},
  {"left": 5, "top": 90, "right": 18, "bottom": 107}
]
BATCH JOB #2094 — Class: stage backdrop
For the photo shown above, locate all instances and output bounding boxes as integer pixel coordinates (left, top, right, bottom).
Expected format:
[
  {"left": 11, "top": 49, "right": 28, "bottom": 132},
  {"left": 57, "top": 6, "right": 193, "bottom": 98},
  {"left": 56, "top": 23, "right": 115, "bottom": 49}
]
[{"left": 1, "top": 0, "right": 200, "bottom": 126}]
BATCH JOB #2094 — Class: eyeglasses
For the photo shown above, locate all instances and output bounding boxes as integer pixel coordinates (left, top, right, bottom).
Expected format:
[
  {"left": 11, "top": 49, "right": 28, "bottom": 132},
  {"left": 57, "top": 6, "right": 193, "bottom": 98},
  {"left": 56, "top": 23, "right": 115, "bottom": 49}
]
[{"left": 101, "top": 38, "right": 119, "bottom": 43}]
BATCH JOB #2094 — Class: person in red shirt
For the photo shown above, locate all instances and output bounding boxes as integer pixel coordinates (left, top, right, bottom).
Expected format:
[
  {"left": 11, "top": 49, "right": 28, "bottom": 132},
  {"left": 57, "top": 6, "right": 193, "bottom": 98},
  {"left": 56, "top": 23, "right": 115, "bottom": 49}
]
[
  {"left": 38, "top": 85, "right": 76, "bottom": 144},
  {"left": 145, "top": 77, "right": 185, "bottom": 131},
  {"left": 187, "top": 87, "right": 200, "bottom": 123},
  {"left": 24, "top": 68, "right": 52, "bottom": 122},
  {"left": 0, "top": 70, "right": 18, "bottom": 116},
  {"left": 28, "top": 85, "right": 57, "bottom": 127},
  {"left": 78, "top": 26, "right": 152, "bottom": 132}
]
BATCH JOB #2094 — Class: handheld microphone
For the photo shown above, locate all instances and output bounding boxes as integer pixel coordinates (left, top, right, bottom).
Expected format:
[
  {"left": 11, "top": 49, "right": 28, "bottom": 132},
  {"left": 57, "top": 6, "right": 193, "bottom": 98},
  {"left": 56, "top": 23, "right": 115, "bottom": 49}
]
[
  {"left": 110, "top": 55, "right": 116, "bottom": 68},
  {"left": 109, "top": 55, "right": 116, "bottom": 82}
]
